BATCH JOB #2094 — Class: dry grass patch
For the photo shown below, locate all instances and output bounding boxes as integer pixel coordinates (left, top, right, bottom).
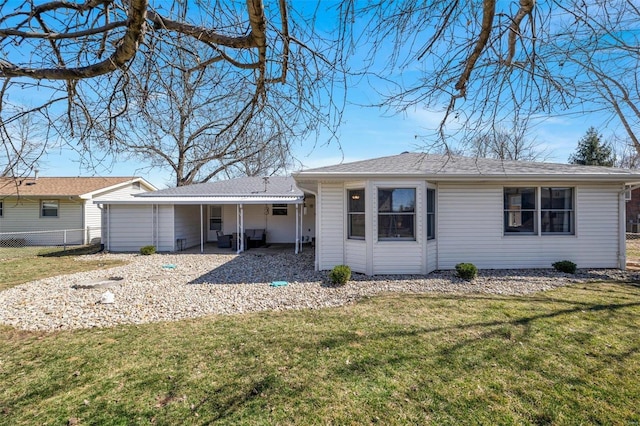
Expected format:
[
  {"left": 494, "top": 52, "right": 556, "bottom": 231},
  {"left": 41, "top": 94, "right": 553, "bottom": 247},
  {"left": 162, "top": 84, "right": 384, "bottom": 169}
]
[{"left": 0, "top": 245, "right": 125, "bottom": 291}]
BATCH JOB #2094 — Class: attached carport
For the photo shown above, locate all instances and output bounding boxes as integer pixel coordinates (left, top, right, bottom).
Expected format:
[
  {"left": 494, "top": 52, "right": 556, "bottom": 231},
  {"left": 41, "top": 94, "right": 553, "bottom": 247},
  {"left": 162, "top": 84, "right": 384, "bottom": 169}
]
[{"left": 96, "top": 177, "right": 314, "bottom": 254}]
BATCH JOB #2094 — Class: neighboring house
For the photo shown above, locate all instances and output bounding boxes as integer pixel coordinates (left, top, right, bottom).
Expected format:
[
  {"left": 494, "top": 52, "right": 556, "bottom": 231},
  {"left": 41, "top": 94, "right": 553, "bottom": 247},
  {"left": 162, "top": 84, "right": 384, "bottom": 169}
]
[
  {"left": 625, "top": 187, "right": 640, "bottom": 232},
  {"left": 293, "top": 152, "right": 640, "bottom": 274},
  {"left": 96, "top": 176, "right": 315, "bottom": 252},
  {"left": 0, "top": 176, "right": 156, "bottom": 245}
]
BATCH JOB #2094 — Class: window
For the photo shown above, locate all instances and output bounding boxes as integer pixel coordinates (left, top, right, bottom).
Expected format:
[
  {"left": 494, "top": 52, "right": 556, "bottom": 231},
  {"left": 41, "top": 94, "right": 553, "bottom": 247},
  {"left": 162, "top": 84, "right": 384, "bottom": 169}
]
[
  {"left": 427, "top": 188, "right": 436, "bottom": 240},
  {"left": 348, "top": 189, "right": 365, "bottom": 239},
  {"left": 209, "top": 205, "right": 222, "bottom": 231},
  {"left": 272, "top": 204, "right": 288, "bottom": 215},
  {"left": 504, "top": 187, "right": 574, "bottom": 235},
  {"left": 41, "top": 200, "right": 59, "bottom": 217},
  {"left": 378, "top": 188, "right": 416, "bottom": 240},
  {"left": 541, "top": 187, "right": 574, "bottom": 234},
  {"left": 0, "top": 201, "right": 3, "bottom": 217}
]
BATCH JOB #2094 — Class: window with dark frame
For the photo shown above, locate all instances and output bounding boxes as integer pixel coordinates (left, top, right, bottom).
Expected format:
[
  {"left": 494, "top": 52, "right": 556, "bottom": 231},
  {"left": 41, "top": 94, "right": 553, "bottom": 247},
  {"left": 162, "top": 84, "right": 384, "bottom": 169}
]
[
  {"left": 0, "top": 200, "right": 3, "bottom": 217},
  {"left": 348, "top": 189, "right": 365, "bottom": 239},
  {"left": 504, "top": 187, "right": 574, "bottom": 235},
  {"left": 272, "top": 204, "right": 288, "bottom": 215},
  {"left": 427, "top": 188, "right": 435, "bottom": 240},
  {"left": 378, "top": 188, "right": 416, "bottom": 240},
  {"left": 541, "top": 187, "right": 574, "bottom": 234},
  {"left": 41, "top": 200, "right": 59, "bottom": 217},
  {"left": 209, "top": 205, "right": 222, "bottom": 231}
]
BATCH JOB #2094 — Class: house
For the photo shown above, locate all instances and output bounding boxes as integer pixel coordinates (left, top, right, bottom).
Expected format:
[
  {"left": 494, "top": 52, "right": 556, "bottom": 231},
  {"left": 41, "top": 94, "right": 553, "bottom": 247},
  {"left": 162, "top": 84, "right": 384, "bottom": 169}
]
[
  {"left": 96, "top": 176, "right": 315, "bottom": 252},
  {"left": 625, "top": 187, "right": 640, "bottom": 232},
  {"left": 292, "top": 152, "right": 640, "bottom": 274},
  {"left": 0, "top": 176, "right": 156, "bottom": 245}
]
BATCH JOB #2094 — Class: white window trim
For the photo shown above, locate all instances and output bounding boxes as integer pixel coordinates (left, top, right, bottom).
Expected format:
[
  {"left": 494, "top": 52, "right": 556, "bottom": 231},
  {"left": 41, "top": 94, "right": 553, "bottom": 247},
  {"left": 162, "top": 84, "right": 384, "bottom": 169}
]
[
  {"left": 347, "top": 188, "right": 366, "bottom": 240},
  {"left": 377, "top": 187, "right": 417, "bottom": 241},
  {"left": 41, "top": 199, "right": 59, "bottom": 218},
  {"left": 503, "top": 186, "right": 575, "bottom": 236}
]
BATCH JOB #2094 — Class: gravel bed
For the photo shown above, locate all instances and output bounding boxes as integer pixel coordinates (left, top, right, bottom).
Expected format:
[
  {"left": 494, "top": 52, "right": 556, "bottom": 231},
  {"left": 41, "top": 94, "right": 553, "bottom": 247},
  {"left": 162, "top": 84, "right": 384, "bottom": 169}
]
[{"left": 1, "top": 250, "right": 637, "bottom": 332}]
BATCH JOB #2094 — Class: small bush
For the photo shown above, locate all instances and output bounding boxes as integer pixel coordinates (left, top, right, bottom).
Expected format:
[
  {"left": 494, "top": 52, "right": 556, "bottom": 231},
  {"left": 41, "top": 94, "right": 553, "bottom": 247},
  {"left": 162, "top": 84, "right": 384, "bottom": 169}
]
[
  {"left": 552, "top": 260, "right": 577, "bottom": 274},
  {"left": 329, "top": 264, "right": 351, "bottom": 285},
  {"left": 455, "top": 263, "right": 478, "bottom": 281},
  {"left": 140, "top": 245, "right": 156, "bottom": 255}
]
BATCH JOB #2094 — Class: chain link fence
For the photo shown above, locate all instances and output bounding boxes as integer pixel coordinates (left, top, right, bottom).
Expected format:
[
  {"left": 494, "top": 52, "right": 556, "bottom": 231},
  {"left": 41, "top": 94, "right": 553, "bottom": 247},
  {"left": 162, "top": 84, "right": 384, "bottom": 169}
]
[{"left": 0, "top": 227, "right": 101, "bottom": 249}]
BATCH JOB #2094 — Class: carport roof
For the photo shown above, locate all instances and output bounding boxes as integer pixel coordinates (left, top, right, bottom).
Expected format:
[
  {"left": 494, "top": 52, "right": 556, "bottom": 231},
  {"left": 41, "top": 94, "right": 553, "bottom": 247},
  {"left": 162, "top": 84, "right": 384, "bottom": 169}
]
[{"left": 96, "top": 176, "right": 305, "bottom": 205}]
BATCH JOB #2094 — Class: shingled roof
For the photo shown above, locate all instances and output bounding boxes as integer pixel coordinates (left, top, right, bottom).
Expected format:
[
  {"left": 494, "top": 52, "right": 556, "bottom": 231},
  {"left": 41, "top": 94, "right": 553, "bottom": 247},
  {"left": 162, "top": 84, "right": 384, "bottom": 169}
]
[
  {"left": 136, "top": 176, "right": 302, "bottom": 197},
  {"left": 0, "top": 177, "right": 149, "bottom": 197},
  {"left": 294, "top": 152, "right": 640, "bottom": 182}
]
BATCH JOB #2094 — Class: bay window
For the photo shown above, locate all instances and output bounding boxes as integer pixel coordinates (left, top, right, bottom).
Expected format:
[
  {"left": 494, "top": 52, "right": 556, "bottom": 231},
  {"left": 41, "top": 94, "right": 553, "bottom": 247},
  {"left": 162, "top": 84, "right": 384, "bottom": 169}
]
[
  {"left": 378, "top": 188, "right": 416, "bottom": 240},
  {"left": 348, "top": 189, "right": 365, "bottom": 239},
  {"left": 427, "top": 188, "right": 435, "bottom": 240}
]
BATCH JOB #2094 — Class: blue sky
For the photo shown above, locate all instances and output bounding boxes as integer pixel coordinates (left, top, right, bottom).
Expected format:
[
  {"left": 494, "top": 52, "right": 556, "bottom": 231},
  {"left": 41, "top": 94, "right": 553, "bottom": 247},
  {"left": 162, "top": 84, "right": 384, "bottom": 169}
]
[
  {"left": 39, "top": 90, "right": 602, "bottom": 189},
  {"left": 21, "top": 1, "right": 625, "bottom": 189}
]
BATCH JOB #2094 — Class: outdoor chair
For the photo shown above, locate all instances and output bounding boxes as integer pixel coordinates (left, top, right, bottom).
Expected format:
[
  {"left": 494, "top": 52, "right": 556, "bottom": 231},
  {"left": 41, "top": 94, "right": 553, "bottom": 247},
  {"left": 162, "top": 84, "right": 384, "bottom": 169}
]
[
  {"left": 245, "top": 229, "right": 266, "bottom": 248},
  {"left": 216, "top": 230, "right": 232, "bottom": 249}
]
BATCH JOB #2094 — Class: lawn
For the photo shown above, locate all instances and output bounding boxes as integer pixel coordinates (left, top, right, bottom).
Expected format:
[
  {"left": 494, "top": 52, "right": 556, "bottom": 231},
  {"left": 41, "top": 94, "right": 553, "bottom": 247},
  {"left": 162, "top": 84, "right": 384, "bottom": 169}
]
[
  {"left": 1, "top": 282, "right": 639, "bottom": 425},
  {"left": 0, "top": 245, "right": 126, "bottom": 291}
]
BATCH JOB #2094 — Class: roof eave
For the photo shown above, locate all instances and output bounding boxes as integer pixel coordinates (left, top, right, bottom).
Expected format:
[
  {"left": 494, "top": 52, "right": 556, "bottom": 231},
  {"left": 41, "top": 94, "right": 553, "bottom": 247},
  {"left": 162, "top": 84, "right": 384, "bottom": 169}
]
[{"left": 293, "top": 172, "right": 640, "bottom": 183}]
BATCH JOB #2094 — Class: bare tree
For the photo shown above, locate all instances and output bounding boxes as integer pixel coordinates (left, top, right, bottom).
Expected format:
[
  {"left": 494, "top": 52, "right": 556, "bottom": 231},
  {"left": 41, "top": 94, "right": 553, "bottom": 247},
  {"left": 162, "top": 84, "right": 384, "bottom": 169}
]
[
  {"left": 339, "top": 1, "right": 640, "bottom": 152},
  {"left": 0, "top": 1, "right": 343, "bottom": 178},
  {"left": 74, "top": 35, "right": 301, "bottom": 186},
  {"left": 0, "top": 109, "right": 48, "bottom": 178},
  {"left": 463, "top": 126, "right": 547, "bottom": 162}
]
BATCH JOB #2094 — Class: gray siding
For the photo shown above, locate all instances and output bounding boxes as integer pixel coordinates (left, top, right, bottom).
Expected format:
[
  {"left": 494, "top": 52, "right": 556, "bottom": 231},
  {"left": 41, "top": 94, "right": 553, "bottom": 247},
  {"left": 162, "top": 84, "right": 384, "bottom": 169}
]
[
  {"left": 174, "top": 205, "right": 201, "bottom": 250},
  {"left": 436, "top": 183, "right": 620, "bottom": 269},
  {"left": 0, "top": 198, "right": 84, "bottom": 244},
  {"left": 318, "top": 182, "right": 345, "bottom": 270},
  {"left": 106, "top": 204, "right": 175, "bottom": 252}
]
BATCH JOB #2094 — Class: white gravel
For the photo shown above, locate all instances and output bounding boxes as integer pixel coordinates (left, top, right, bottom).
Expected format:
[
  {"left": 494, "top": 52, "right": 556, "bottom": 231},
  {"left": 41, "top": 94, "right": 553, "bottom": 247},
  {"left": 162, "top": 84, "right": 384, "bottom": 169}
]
[{"left": 1, "top": 250, "right": 637, "bottom": 332}]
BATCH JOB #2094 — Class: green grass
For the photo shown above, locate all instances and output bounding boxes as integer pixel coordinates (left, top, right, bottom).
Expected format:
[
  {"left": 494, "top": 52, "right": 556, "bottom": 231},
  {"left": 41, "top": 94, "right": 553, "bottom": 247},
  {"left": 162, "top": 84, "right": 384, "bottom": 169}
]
[
  {"left": 1, "top": 282, "right": 639, "bottom": 425},
  {"left": 0, "top": 245, "right": 125, "bottom": 291}
]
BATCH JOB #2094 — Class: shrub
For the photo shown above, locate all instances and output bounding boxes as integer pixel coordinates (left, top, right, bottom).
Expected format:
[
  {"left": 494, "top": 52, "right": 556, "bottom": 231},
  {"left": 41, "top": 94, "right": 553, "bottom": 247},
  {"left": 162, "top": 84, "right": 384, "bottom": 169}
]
[
  {"left": 329, "top": 264, "right": 351, "bottom": 285},
  {"left": 552, "top": 260, "right": 577, "bottom": 274},
  {"left": 455, "top": 262, "right": 478, "bottom": 280},
  {"left": 140, "top": 245, "right": 156, "bottom": 255}
]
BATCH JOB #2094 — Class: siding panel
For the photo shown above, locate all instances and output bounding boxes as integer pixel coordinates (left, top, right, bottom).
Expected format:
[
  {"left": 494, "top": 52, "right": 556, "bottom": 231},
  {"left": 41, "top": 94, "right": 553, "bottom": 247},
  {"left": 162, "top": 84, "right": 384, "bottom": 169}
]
[
  {"left": 318, "top": 182, "right": 345, "bottom": 269},
  {"left": 437, "top": 183, "right": 620, "bottom": 269}
]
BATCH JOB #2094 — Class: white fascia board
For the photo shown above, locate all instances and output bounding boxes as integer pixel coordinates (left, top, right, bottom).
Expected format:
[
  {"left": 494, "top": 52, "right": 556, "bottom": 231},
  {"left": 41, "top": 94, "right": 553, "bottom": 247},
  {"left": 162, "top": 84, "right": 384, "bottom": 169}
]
[
  {"left": 79, "top": 178, "right": 158, "bottom": 200},
  {"left": 293, "top": 172, "right": 640, "bottom": 184},
  {"left": 94, "top": 195, "right": 304, "bottom": 205}
]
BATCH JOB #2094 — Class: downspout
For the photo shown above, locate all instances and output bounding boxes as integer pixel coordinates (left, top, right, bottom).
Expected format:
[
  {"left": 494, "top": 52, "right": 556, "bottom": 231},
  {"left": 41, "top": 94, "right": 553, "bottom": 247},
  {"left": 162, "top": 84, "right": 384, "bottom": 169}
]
[{"left": 200, "top": 204, "right": 204, "bottom": 253}]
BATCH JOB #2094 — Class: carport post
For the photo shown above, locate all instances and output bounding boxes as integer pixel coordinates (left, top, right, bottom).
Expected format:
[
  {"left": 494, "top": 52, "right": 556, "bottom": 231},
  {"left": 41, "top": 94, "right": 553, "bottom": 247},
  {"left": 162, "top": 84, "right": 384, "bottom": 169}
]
[
  {"left": 295, "top": 204, "right": 299, "bottom": 254},
  {"left": 200, "top": 204, "right": 204, "bottom": 253}
]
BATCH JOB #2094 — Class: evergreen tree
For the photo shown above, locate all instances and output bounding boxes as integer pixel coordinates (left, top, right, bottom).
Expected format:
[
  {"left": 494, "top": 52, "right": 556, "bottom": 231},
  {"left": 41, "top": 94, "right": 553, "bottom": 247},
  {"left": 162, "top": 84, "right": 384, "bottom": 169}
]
[{"left": 568, "top": 127, "right": 615, "bottom": 166}]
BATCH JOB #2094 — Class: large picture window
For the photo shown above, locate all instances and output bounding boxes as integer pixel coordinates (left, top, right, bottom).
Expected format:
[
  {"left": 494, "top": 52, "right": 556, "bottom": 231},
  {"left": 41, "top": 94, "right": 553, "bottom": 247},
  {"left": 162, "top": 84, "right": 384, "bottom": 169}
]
[
  {"left": 504, "top": 187, "right": 574, "bottom": 235},
  {"left": 41, "top": 200, "right": 58, "bottom": 217},
  {"left": 541, "top": 187, "right": 574, "bottom": 234},
  {"left": 427, "top": 188, "right": 435, "bottom": 240},
  {"left": 378, "top": 188, "right": 416, "bottom": 240},
  {"left": 348, "top": 189, "right": 365, "bottom": 239}
]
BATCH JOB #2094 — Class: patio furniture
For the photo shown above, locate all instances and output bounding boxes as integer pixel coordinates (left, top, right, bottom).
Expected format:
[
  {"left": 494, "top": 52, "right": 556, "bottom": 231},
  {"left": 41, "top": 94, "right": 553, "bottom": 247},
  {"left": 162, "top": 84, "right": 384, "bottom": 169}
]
[
  {"left": 216, "top": 230, "right": 232, "bottom": 249},
  {"left": 245, "top": 229, "right": 266, "bottom": 248}
]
